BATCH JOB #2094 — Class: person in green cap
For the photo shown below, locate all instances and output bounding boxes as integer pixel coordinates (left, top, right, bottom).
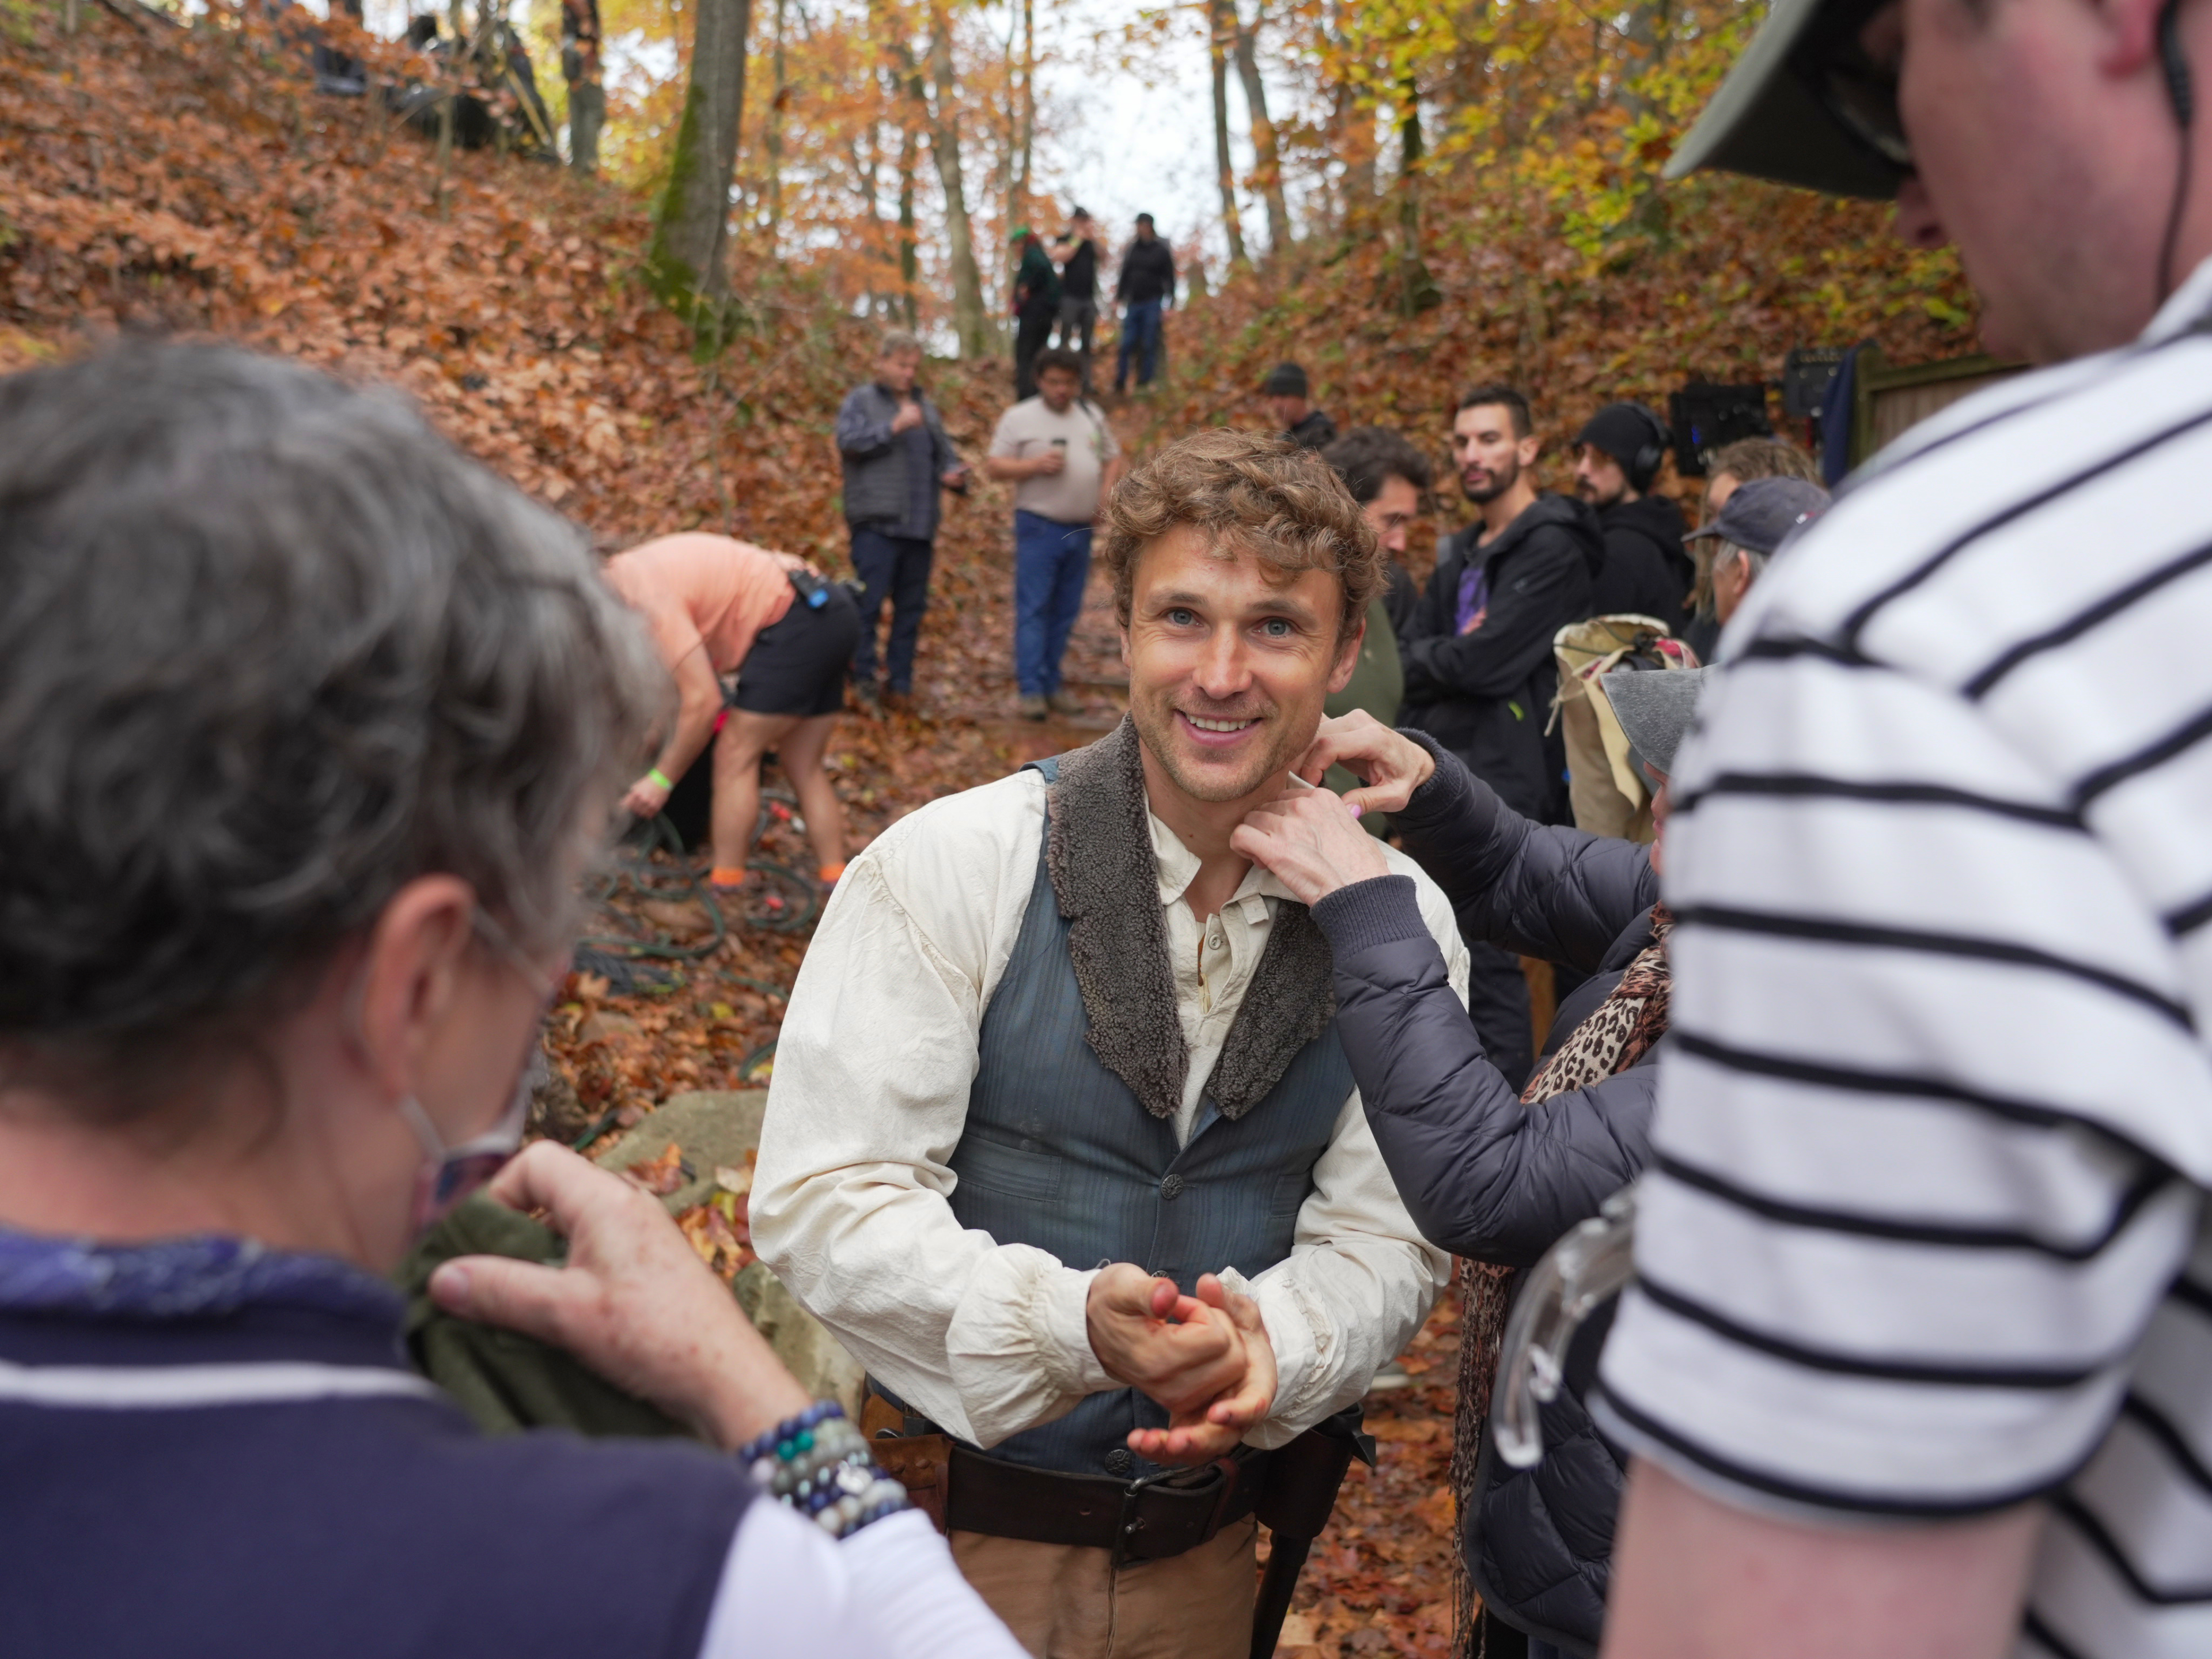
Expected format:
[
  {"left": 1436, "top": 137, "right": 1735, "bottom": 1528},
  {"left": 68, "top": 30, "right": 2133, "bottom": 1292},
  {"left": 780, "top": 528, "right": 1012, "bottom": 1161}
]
[
  {"left": 1588, "top": 0, "right": 2212, "bottom": 1654},
  {"left": 1009, "top": 225, "right": 1061, "bottom": 401}
]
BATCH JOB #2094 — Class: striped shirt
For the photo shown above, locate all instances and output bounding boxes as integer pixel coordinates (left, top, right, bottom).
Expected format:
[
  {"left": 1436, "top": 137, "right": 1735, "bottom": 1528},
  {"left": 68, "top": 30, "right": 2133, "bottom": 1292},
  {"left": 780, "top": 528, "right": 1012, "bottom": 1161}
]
[{"left": 1594, "top": 256, "right": 2212, "bottom": 1659}]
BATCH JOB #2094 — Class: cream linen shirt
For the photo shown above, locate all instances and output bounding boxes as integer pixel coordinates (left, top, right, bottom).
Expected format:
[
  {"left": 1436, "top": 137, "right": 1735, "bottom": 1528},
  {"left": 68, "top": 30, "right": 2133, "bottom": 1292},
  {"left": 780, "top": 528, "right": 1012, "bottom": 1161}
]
[{"left": 752, "top": 767, "right": 1467, "bottom": 1452}]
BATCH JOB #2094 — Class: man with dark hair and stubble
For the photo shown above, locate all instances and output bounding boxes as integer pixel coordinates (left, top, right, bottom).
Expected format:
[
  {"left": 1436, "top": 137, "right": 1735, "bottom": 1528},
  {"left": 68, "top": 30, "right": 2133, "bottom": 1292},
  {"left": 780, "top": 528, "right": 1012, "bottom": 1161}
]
[
  {"left": 1400, "top": 384, "right": 1602, "bottom": 1089},
  {"left": 755, "top": 429, "right": 1463, "bottom": 1658}
]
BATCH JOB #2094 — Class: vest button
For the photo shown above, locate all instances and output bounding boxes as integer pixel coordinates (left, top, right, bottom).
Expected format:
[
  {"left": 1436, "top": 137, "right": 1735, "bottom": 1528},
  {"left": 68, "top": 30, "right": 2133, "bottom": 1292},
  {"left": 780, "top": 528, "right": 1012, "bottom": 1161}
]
[
  {"left": 1160, "top": 1173, "right": 1184, "bottom": 1199},
  {"left": 1103, "top": 1447, "right": 1135, "bottom": 1476}
]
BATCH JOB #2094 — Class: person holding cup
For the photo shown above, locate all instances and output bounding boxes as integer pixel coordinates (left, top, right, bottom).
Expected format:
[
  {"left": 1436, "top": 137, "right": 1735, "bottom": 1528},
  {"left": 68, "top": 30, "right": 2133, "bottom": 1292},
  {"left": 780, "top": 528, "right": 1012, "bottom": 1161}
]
[{"left": 983, "top": 346, "right": 1123, "bottom": 720}]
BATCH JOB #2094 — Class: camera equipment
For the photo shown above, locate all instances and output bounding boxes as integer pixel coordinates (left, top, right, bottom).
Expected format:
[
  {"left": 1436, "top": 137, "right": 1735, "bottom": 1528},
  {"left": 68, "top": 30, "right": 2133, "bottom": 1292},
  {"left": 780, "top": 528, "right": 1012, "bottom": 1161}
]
[{"left": 786, "top": 566, "right": 832, "bottom": 609}]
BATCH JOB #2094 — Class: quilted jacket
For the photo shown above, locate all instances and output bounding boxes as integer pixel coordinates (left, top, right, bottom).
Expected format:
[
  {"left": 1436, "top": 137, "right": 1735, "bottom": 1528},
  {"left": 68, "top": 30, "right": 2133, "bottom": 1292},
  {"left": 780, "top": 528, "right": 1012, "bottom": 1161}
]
[{"left": 1308, "top": 733, "right": 1660, "bottom": 1656}]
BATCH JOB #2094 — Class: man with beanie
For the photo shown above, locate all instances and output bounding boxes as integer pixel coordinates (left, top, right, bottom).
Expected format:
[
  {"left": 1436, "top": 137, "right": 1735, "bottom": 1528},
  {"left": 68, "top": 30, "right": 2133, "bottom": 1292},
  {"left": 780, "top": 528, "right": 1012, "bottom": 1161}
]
[
  {"left": 1264, "top": 363, "right": 1338, "bottom": 450},
  {"left": 1571, "top": 401, "right": 1694, "bottom": 629},
  {"left": 1401, "top": 383, "right": 1603, "bottom": 1090}
]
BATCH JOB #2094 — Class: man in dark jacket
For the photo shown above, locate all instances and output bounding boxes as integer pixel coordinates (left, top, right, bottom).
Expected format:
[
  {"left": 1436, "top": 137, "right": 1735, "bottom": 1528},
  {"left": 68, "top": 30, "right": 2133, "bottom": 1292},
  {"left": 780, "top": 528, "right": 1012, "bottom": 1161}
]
[
  {"left": 1400, "top": 383, "right": 1601, "bottom": 1088},
  {"left": 1570, "top": 402, "right": 1694, "bottom": 631},
  {"left": 1263, "top": 362, "right": 1338, "bottom": 450},
  {"left": 834, "top": 331, "right": 968, "bottom": 710},
  {"left": 1009, "top": 228, "right": 1061, "bottom": 402},
  {"left": 1112, "top": 214, "right": 1176, "bottom": 392}
]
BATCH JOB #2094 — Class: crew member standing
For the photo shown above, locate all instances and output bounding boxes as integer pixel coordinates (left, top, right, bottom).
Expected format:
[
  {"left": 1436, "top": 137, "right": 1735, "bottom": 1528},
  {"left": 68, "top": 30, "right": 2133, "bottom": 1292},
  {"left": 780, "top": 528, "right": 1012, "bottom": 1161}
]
[
  {"left": 984, "top": 347, "right": 1124, "bottom": 721},
  {"left": 1049, "top": 209, "right": 1102, "bottom": 385},
  {"left": 835, "top": 331, "right": 969, "bottom": 712}
]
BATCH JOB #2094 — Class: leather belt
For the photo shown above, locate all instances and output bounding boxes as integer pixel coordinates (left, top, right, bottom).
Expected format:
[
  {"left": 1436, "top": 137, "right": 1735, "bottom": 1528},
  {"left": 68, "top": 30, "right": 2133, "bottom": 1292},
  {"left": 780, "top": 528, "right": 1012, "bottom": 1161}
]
[
  {"left": 862, "top": 1385, "right": 1267, "bottom": 1563},
  {"left": 945, "top": 1441, "right": 1267, "bottom": 1563}
]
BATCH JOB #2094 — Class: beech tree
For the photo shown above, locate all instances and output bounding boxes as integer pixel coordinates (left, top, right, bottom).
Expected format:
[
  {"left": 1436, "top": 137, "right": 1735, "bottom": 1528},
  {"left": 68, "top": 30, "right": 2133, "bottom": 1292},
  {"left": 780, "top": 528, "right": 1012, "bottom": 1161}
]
[{"left": 648, "top": 0, "right": 751, "bottom": 323}]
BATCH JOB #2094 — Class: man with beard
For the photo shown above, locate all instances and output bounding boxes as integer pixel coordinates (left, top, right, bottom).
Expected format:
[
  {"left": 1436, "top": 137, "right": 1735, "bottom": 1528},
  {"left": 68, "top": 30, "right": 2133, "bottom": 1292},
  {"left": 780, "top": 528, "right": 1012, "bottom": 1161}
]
[
  {"left": 753, "top": 430, "right": 1461, "bottom": 1658},
  {"left": 1571, "top": 400, "right": 1695, "bottom": 631},
  {"left": 1400, "top": 384, "right": 1602, "bottom": 1089}
]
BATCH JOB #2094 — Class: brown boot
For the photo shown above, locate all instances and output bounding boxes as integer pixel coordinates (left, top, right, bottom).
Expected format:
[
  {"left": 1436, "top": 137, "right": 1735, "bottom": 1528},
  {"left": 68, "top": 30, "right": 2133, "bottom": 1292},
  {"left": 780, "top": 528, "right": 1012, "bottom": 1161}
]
[
  {"left": 1047, "top": 689, "right": 1084, "bottom": 716},
  {"left": 1018, "top": 693, "right": 1050, "bottom": 721}
]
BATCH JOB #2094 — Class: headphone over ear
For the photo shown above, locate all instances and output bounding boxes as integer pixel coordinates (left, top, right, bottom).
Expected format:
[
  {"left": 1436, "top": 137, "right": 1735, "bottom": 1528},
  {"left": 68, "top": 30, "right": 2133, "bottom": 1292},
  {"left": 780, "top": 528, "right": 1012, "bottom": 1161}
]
[{"left": 1624, "top": 402, "right": 1671, "bottom": 490}]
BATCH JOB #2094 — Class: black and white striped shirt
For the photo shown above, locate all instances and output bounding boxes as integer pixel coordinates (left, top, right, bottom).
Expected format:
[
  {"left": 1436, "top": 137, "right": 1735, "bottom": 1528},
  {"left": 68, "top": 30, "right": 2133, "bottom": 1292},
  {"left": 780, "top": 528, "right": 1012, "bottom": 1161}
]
[{"left": 1596, "top": 261, "right": 2212, "bottom": 1659}]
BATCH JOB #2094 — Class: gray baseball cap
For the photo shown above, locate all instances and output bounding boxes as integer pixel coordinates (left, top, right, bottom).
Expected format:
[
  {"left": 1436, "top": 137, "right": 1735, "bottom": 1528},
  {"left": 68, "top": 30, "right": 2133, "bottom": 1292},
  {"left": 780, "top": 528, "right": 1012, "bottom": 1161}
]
[
  {"left": 1664, "top": 0, "right": 1906, "bottom": 199},
  {"left": 1601, "top": 665, "right": 1712, "bottom": 778},
  {"left": 1685, "top": 476, "right": 1832, "bottom": 555}
]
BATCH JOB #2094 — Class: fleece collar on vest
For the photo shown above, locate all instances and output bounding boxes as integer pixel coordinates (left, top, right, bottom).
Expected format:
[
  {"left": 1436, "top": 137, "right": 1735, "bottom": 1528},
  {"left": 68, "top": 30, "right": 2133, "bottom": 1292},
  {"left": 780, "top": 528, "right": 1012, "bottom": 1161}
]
[{"left": 1044, "top": 717, "right": 1338, "bottom": 1123}]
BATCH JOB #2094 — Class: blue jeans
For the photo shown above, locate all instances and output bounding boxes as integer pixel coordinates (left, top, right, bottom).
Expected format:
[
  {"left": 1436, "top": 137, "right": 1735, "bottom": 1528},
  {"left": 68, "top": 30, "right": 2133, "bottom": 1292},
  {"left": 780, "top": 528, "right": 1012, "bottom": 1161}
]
[
  {"left": 1115, "top": 300, "right": 1163, "bottom": 389},
  {"left": 849, "top": 527, "right": 934, "bottom": 694},
  {"left": 1013, "top": 512, "right": 1092, "bottom": 696}
]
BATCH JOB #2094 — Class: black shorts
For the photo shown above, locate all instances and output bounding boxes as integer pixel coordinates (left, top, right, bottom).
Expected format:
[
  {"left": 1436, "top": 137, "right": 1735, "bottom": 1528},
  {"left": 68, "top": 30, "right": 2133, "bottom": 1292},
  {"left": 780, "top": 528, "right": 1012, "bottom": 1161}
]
[{"left": 730, "top": 584, "right": 860, "bottom": 718}]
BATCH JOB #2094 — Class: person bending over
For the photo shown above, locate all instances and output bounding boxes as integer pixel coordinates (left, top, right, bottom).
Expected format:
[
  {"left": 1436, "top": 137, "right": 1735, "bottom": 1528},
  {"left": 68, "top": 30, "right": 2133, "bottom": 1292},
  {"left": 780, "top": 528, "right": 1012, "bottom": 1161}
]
[
  {"left": 1233, "top": 670, "right": 1710, "bottom": 1659},
  {"left": 0, "top": 342, "right": 1022, "bottom": 1659},
  {"left": 753, "top": 430, "right": 1462, "bottom": 1659},
  {"left": 603, "top": 532, "right": 859, "bottom": 895}
]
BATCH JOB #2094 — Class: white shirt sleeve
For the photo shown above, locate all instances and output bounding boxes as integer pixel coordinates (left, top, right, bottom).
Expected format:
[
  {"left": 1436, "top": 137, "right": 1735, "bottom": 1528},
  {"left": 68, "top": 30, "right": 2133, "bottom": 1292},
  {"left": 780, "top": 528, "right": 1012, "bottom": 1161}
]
[
  {"left": 699, "top": 1505, "right": 1027, "bottom": 1659},
  {"left": 751, "top": 773, "right": 1115, "bottom": 1449}
]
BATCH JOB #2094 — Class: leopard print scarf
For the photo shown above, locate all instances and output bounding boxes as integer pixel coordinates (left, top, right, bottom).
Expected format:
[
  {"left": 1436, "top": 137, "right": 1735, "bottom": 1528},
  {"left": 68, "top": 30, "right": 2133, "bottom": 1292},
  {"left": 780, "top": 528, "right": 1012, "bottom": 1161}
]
[{"left": 1448, "top": 904, "right": 1673, "bottom": 1656}]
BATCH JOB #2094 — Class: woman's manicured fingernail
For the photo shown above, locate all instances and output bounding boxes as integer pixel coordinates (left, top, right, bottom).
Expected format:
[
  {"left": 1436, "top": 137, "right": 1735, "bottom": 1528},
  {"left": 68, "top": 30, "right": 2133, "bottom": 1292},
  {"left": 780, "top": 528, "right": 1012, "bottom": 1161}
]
[{"left": 1347, "top": 802, "right": 1363, "bottom": 820}]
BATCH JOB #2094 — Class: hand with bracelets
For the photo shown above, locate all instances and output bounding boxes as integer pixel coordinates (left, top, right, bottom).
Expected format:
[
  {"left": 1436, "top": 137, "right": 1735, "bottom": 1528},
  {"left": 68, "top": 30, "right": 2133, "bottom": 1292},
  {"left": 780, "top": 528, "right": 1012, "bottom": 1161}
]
[{"left": 741, "top": 1402, "right": 913, "bottom": 1540}]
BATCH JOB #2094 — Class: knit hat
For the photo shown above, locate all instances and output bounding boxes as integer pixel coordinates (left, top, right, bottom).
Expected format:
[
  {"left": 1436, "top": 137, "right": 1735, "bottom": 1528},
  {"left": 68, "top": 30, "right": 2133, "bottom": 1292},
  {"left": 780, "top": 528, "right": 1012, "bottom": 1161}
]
[
  {"left": 1262, "top": 362, "right": 1310, "bottom": 398},
  {"left": 1599, "top": 665, "right": 1712, "bottom": 777},
  {"left": 1009, "top": 225, "right": 1035, "bottom": 245},
  {"left": 1685, "top": 476, "right": 1831, "bottom": 555},
  {"left": 1573, "top": 403, "right": 1671, "bottom": 484}
]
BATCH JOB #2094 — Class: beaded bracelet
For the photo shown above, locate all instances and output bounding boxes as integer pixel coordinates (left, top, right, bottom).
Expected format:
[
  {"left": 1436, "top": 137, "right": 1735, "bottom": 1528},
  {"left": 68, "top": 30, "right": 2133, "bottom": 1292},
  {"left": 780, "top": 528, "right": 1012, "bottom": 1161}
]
[{"left": 743, "top": 1402, "right": 912, "bottom": 1540}]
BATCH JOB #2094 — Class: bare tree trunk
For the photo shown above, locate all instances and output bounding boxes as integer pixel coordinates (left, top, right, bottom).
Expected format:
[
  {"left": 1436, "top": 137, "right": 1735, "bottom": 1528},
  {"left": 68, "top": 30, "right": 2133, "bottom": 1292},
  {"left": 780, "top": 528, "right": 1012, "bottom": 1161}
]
[
  {"left": 1229, "top": 0, "right": 1289, "bottom": 256},
  {"left": 1207, "top": 0, "right": 1248, "bottom": 268},
  {"left": 893, "top": 2, "right": 987, "bottom": 357},
  {"left": 897, "top": 107, "right": 921, "bottom": 331},
  {"left": 1395, "top": 79, "right": 1438, "bottom": 315},
  {"left": 1016, "top": 0, "right": 1035, "bottom": 221},
  {"left": 648, "top": 0, "right": 752, "bottom": 319}
]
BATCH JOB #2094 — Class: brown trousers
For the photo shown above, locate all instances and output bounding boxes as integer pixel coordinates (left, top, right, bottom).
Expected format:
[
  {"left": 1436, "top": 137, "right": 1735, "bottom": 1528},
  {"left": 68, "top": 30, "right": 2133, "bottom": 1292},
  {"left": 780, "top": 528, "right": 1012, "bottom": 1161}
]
[{"left": 950, "top": 1516, "right": 1257, "bottom": 1659}]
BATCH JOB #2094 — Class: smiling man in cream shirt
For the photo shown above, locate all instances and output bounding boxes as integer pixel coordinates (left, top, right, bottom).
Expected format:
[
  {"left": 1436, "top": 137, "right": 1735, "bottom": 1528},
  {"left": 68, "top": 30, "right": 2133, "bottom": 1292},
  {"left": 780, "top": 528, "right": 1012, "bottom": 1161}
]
[{"left": 753, "top": 430, "right": 1465, "bottom": 1659}]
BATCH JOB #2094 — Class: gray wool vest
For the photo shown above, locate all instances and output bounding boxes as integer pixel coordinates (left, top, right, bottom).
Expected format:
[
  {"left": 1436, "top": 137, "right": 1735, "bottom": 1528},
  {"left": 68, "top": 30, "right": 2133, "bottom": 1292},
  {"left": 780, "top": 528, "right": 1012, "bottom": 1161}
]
[{"left": 944, "top": 728, "right": 1353, "bottom": 1480}]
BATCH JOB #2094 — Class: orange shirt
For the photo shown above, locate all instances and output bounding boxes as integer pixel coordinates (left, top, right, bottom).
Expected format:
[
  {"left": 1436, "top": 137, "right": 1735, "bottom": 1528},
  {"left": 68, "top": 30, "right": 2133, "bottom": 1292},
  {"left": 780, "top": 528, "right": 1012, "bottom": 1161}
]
[{"left": 601, "top": 533, "right": 798, "bottom": 676}]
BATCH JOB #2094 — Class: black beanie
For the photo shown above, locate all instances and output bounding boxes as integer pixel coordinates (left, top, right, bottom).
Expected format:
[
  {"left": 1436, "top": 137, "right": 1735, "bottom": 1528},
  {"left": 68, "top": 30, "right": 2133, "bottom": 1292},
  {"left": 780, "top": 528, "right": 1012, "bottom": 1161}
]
[
  {"left": 1574, "top": 402, "right": 1668, "bottom": 484},
  {"left": 1262, "top": 362, "right": 1309, "bottom": 398}
]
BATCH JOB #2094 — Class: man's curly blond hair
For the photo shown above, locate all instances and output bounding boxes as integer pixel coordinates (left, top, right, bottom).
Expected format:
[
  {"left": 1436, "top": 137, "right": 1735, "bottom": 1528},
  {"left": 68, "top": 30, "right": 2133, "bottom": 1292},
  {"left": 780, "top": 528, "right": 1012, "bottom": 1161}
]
[{"left": 1100, "top": 429, "right": 1381, "bottom": 642}]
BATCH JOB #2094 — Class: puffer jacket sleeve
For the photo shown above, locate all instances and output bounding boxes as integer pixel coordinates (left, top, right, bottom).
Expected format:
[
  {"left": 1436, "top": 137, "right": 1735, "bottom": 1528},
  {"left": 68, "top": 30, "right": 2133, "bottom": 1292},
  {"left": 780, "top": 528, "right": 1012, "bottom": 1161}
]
[
  {"left": 836, "top": 386, "right": 895, "bottom": 460},
  {"left": 1391, "top": 730, "right": 1658, "bottom": 974},
  {"left": 1313, "top": 876, "right": 1656, "bottom": 1268}
]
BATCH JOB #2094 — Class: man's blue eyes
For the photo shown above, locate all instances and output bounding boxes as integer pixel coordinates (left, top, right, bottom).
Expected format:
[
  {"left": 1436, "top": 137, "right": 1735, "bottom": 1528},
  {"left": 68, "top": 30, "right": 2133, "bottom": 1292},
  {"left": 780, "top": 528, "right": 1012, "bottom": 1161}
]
[{"left": 1162, "top": 610, "right": 1294, "bottom": 636}]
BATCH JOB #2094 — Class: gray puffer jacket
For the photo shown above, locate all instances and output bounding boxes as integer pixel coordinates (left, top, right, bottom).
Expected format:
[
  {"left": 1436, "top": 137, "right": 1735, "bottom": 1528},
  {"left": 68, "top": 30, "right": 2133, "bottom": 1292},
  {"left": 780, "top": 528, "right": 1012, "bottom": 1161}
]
[
  {"left": 834, "top": 381, "right": 960, "bottom": 535},
  {"left": 1308, "top": 732, "right": 1660, "bottom": 1658}
]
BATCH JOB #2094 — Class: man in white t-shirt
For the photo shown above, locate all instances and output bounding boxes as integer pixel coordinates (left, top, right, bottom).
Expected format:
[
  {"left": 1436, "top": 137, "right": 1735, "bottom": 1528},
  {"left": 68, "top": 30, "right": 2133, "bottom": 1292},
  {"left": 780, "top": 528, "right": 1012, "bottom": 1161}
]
[{"left": 984, "top": 348, "right": 1124, "bottom": 720}]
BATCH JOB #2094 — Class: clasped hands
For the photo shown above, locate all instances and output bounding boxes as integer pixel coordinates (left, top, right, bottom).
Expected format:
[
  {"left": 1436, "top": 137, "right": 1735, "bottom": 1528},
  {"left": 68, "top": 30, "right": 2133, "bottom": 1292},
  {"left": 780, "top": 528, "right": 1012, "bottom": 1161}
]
[
  {"left": 1086, "top": 1264, "right": 1275, "bottom": 1466},
  {"left": 1228, "top": 710, "right": 1437, "bottom": 906}
]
